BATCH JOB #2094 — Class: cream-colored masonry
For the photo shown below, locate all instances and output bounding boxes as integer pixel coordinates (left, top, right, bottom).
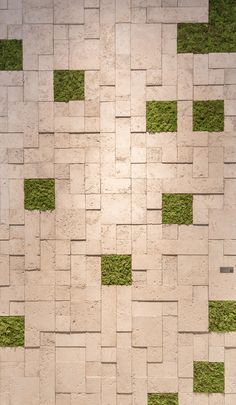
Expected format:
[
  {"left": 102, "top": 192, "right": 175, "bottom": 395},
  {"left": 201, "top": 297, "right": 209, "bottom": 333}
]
[{"left": 0, "top": 0, "right": 236, "bottom": 404}]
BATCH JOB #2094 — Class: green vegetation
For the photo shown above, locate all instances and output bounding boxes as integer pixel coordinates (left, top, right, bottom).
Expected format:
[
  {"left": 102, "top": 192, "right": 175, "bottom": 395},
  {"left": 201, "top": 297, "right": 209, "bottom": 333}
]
[
  {"left": 178, "top": 0, "right": 236, "bottom": 53},
  {"left": 0, "top": 40, "right": 23, "bottom": 70},
  {"left": 193, "top": 362, "right": 224, "bottom": 393},
  {"left": 0, "top": 316, "right": 24, "bottom": 347},
  {"left": 193, "top": 100, "right": 224, "bottom": 132},
  {"left": 54, "top": 70, "right": 84, "bottom": 102},
  {"left": 162, "top": 194, "right": 193, "bottom": 225},
  {"left": 146, "top": 101, "right": 177, "bottom": 133},
  {"left": 209, "top": 301, "right": 236, "bottom": 332},
  {"left": 24, "top": 179, "right": 55, "bottom": 211},
  {"left": 101, "top": 255, "right": 132, "bottom": 285},
  {"left": 148, "top": 393, "right": 178, "bottom": 405}
]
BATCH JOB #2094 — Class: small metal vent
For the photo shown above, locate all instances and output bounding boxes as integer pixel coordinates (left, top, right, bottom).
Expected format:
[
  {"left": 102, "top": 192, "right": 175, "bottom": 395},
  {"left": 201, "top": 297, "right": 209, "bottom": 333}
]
[{"left": 220, "top": 267, "right": 234, "bottom": 273}]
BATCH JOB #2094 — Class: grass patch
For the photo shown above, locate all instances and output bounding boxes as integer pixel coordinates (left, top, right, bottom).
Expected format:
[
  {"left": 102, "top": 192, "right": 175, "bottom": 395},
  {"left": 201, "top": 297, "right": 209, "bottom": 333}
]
[
  {"left": 193, "top": 100, "right": 224, "bottom": 132},
  {"left": 146, "top": 101, "right": 177, "bottom": 133},
  {"left": 162, "top": 194, "right": 193, "bottom": 225},
  {"left": 194, "top": 362, "right": 224, "bottom": 393},
  {"left": 0, "top": 316, "right": 24, "bottom": 347},
  {"left": 148, "top": 393, "right": 178, "bottom": 405},
  {"left": 24, "top": 179, "right": 55, "bottom": 211},
  {"left": 178, "top": 0, "right": 236, "bottom": 53},
  {"left": 209, "top": 301, "right": 236, "bottom": 332},
  {"left": 0, "top": 40, "right": 23, "bottom": 70},
  {"left": 101, "top": 255, "right": 132, "bottom": 285},
  {"left": 54, "top": 70, "right": 84, "bottom": 102}
]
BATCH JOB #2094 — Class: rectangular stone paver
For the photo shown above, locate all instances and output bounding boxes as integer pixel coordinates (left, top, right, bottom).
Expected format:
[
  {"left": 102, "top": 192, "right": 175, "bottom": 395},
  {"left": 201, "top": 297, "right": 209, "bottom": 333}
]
[{"left": 0, "top": 1, "right": 236, "bottom": 404}]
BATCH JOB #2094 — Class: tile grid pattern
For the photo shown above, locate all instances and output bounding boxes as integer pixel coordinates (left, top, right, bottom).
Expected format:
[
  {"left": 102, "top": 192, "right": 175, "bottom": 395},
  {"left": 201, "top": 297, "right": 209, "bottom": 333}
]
[{"left": 0, "top": 0, "right": 236, "bottom": 404}]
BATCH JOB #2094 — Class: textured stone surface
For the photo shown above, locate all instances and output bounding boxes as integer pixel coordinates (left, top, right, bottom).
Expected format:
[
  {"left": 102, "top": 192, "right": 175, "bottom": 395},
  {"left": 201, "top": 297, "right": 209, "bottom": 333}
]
[{"left": 0, "top": 0, "right": 236, "bottom": 404}]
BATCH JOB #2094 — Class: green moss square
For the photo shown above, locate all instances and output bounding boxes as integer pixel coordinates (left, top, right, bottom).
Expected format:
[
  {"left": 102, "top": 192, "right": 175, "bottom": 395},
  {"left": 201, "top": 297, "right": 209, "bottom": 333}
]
[
  {"left": 178, "top": 0, "right": 236, "bottom": 53},
  {"left": 0, "top": 40, "right": 23, "bottom": 70},
  {"left": 162, "top": 194, "right": 193, "bottom": 225},
  {"left": 0, "top": 316, "right": 24, "bottom": 347},
  {"left": 178, "top": 23, "right": 209, "bottom": 54},
  {"left": 194, "top": 362, "right": 224, "bottom": 393},
  {"left": 146, "top": 101, "right": 177, "bottom": 133},
  {"left": 54, "top": 70, "right": 84, "bottom": 102},
  {"left": 101, "top": 255, "right": 132, "bottom": 285},
  {"left": 148, "top": 393, "right": 178, "bottom": 405},
  {"left": 193, "top": 100, "right": 224, "bottom": 132},
  {"left": 209, "top": 301, "right": 236, "bottom": 332},
  {"left": 24, "top": 179, "right": 55, "bottom": 211}
]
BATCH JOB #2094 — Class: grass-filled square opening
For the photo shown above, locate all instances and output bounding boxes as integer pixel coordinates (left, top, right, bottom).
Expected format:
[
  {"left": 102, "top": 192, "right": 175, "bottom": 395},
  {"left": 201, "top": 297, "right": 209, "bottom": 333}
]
[
  {"left": 146, "top": 101, "right": 177, "bottom": 133},
  {"left": 54, "top": 70, "right": 85, "bottom": 102},
  {"left": 178, "top": 0, "right": 236, "bottom": 53},
  {"left": 162, "top": 194, "right": 193, "bottom": 225},
  {"left": 209, "top": 301, "right": 236, "bottom": 332},
  {"left": 0, "top": 316, "right": 24, "bottom": 347},
  {"left": 148, "top": 393, "right": 178, "bottom": 405},
  {"left": 101, "top": 255, "right": 132, "bottom": 285},
  {"left": 24, "top": 179, "right": 55, "bottom": 211},
  {"left": 193, "top": 100, "right": 224, "bottom": 132},
  {"left": 0, "top": 39, "right": 23, "bottom": 70},
  {"left": 193, "top": 361, "right": 224, "bottom": 393}
]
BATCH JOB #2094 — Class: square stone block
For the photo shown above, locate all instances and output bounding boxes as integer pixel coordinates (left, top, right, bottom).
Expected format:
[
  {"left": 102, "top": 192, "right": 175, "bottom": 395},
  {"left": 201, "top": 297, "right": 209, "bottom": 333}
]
[
  {"left": 102, "top": 194, "right": 131, "bottom": 224},
  {"left": 56, "top": 209, "right": 85, "bottom": 240},
  {"left": 209, "top": 209, "right": 236, "bottom": 239}
]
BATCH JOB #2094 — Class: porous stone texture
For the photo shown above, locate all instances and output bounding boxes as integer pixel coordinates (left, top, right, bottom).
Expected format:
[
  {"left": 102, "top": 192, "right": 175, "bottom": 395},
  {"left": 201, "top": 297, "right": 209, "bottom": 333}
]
[{"left": 0, "top": 1, "right": 236, "bottom": 404}]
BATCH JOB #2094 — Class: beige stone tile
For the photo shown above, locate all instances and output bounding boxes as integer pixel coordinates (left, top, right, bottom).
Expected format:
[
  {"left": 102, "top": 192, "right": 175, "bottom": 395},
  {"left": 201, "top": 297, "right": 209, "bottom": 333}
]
[
  {"left": 225, "top": 69, "right": 236, "bottom": 84},
  {"left": 0, "top": 254, "right": 9, "bottom": 286},
  {"left": 54, "top": 0, "right": 83, "bottom": 23},
  {"left": 131, "top": 23, "right": 161, "bottom": 70},
  {"left": 10, "top": 377, "right": 39, "bottom": 405},
  {"left": 56, "top": 348, "right": 85, "bottom": 393},
  {"left": 131, "top": 70, "right": 146, "bottom": 117},
  {"left": 194, "top": 54, "right": 208, "bottom": 85},
  {"left": 132, "top": 316, "right": 162, "bottom": 347},
  {"left": 147, "top": 346, "right": 162, "bottom": 363},
  {"left": 117, "top": 340, "right": 132, "bottom": 393},
  {"left": 163, "top": 316, "right": 177, "bottom": 363},
  {"left": 2, "top": 0, "right": 236, "bottom": 401},
  {"left": 148, "top": 376, "right": 178, "bottom": 393},
  {"left": 194, "top": 334, "right": 208, "bottom": 361},
  {"left": 178, "top": 289, "right": 208, "bottom": 332},
  {"left": 56, "top": 209, "right": 85, "bottom": 240},
  {"left": 178, "top": 255, "right": 208, "bottom": 286},
  {"left": 101, "top": 286, "right": 117, "bottom": 346},
  {"left": 117, "top": 286, "right": 132, "bottom": 332},
  {"left": 162, "top": 255, "right": 177, "bottom": 287},
  {"left": 178, "top": 54, "right": 193, "bottom": 100},
  {"left": 25, "top": 301, "right": 55, "bottom": 347},
  {"left": 194, "top": 85, "right": 224, "bottom": 100},
  {"left": 116, "top": 0, "right": 130, "bottom": 22},
  {"left": 209, "top": 209, "right": 236, "bottom": 239},
  {"left": 102, "top": 194, "right": 131, "bottom": 224},
  {"left": 193, "top": 147, "right": 209, "bottom": 178}
]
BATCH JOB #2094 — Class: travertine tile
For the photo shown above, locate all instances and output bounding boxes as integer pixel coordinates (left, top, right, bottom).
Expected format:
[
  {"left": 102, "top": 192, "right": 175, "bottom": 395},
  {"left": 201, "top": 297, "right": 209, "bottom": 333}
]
[
  {"left": 1, "top": 1, "right": 236, "bottom": 403},
  {"left": 131, "top": 23, "right": 161, "bottom": 70}
]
